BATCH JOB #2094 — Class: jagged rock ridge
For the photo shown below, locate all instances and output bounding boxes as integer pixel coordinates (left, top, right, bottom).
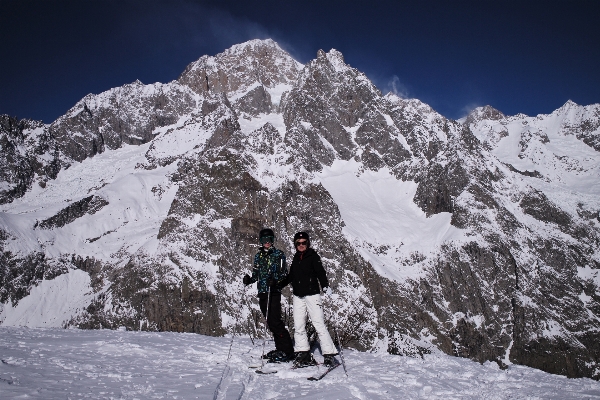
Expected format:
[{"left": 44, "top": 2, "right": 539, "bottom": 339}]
[{"left": 1, "top": 39, "right": 599, "bottom": 380}]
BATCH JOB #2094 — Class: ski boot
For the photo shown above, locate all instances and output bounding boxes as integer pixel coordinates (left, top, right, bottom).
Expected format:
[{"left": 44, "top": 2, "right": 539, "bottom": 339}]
[
  {"left": 323, "top": 354, "right": 337, "bottom": 367},
  {"left": 268, "top": 350, "right": 294, "bottom": 363},
  {"left": 293, "top": 351, "right": 318, "bottom": 368}
]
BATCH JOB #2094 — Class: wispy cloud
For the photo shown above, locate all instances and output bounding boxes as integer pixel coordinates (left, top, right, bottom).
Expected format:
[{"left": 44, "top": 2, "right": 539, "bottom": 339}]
[
  {"left": 385, "top": 75, "right": 409, "bottom": 98},
  {"left": 459, "top": 102, "right": 482, "bottom": 119},
  {"left": 205, "top": 8, "right": 270, "bottom": 48},
  {"left": 120, "top": 1, "right": 274, "bottom": 60}
]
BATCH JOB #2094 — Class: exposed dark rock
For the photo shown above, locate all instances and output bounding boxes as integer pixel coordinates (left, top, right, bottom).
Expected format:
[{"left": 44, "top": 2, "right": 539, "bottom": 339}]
[
  {"left": 49, "top": 82, "right": 197, "bottom": 163},
  {"left": 0, "top": 245, "right": 70, "bottom": 305},
  {"left": 281, "top": 48, "right": 382, "bottom": 162},
  {"left": 577, "top": 203, "right": 600, "bottom": 221},
  {"left": 0, "top": 116, "right": 33, "bottom": 204},
  {"left": 233, "top": 85, "right": 273, "bottom": 116},
  {"left": 520, "top": 190, "right": 571, "bottom": 226},
  {"left": 556, "top": 102, "right": 600, "bottom": 152},
  {"left": 354, "top": 106, "right": 412, "bottom": 169},
  {"left": 0, "top": 115, "right": 63, "bottom": 204},
  {"left": 464, "top": 105, "right": 505, "bottom": 128},
  {"left": 414, "top": 161, "right": 469, "bottom": 217},
  {"left": 71, "top": 255, "right": 105, "bottom": 290},
  {"left": 35, "top": 195, "right": 109, "bottom": 230},
  {"left": 505, "top": 163, "right": 543, "bottom": 178},
  {"left": 178, "top": 39, "right": 301, "bottom": 97}
]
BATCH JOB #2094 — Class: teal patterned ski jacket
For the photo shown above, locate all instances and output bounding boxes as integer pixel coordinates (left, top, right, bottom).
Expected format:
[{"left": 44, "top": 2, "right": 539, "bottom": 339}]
[{"left": 250, "top": 247, "right": 287, "bottom": 294}]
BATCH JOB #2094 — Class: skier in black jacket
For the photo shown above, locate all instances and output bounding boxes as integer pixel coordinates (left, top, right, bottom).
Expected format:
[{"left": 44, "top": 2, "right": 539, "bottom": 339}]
[
  {"left": 278, "top": 231, "right": 337, "bottom": 367},
  {"left": 243, "top": 228, "right": 294, "bottom": 362}
]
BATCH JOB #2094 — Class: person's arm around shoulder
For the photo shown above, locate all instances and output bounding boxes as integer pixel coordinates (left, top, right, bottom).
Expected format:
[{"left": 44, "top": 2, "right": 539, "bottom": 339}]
[
  {"left": 278, "top": 251, "right": 294, "bottom": 288},
  {"left": 276, "top": 250, "right": 289, "bottom": 285}
]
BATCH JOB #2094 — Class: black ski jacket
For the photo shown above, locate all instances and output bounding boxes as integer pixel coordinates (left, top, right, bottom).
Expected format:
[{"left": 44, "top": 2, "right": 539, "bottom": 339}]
[{"left": 279, "top": 248, "right": 328, "bottom": 297}]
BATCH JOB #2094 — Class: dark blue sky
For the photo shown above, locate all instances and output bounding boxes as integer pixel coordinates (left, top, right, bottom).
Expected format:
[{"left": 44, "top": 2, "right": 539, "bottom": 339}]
[{"left": 1, "top": 0, "right": 599, "bottom": 123}]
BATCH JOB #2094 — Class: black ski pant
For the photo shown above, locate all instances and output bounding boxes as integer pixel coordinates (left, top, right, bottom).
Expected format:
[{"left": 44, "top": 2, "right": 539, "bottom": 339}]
[{"left": 258, "top": 291, "right": 294, "bottom": 356}]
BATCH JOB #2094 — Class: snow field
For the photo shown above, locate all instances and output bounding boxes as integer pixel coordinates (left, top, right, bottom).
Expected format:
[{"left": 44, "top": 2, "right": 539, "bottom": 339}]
[
  {"left": 0, "top": 142, "right": 179, "bottom": 261},
  {"left": 1, "top": 327, "right": 599, "bottom": 399},
  {"left": 318, "top": 159, "right": 464, "bottom": 282}
]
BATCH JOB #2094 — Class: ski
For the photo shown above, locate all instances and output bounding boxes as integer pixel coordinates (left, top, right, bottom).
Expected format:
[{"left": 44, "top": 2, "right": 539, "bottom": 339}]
[
  {"left": 254, "top": 361, "right": 284, "bottom": 374},
  {"left": 307, "top": 363, "right": 341, "bottom": 381},
  {"left": 254, "top": 361, "right": 318, "bottom": 374},
  {"left": 255, "top": 369, "right": 277, "bottom": 374}
]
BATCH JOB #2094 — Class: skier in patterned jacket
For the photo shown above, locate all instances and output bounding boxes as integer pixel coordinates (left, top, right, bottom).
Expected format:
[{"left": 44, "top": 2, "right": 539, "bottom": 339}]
[{"left": 243, "top": 228, "right": 294, "bottom": 362}]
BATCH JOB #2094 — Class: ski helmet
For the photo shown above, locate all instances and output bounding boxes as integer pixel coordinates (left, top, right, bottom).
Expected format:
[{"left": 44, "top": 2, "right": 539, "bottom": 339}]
[
  {"left": 293, "top": 231, "right": 310, "bottom": 247},
  {"left": 259, "top": 228, "right": 275, "bottom": 244}
]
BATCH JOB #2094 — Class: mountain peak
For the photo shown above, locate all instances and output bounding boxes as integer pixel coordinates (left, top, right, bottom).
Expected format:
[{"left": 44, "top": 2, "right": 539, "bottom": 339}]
[
  {"left": 314, "top": 48, "right": 347, "bottom": 69},
  {"left": 224, "top": 38, "right": 282, "bottom": 55},
  {"left": 548, "top": 99, "right": 583, "bottom": 120},
  {"left": 558, "top": 99, "right": 580, "bottom": 112},
  {"left": 463, "top": 105, "right": 505, "bottom": 125},
  {"left": 326, "top": 49, "right": 346, "bottom": 72},
  {"left": 178, "top": 38, "right": 302, "bottom": 96}
]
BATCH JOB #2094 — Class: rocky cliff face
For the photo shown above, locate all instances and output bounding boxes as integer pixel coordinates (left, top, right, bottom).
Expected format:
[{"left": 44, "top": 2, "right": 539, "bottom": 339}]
[
  {"left": 1, "top": 39, "right": 599, "bottom": 380},
  {"left": 49, "top": 80, "right": 199, "bottom": 163},
  {"left": 0, "top": 116, "right": 64, "bottom": 204}
]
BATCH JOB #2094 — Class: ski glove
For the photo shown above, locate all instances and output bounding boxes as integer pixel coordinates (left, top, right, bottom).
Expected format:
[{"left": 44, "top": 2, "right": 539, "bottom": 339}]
[
  {"left": 267, "top": 277, "right": 276, "bottom": 288},
  {"left": 243, "top": 274, "right": 252, "bottom": 286}
]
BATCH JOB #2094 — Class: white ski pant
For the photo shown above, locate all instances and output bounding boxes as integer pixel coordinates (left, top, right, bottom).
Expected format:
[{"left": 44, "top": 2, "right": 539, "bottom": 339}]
[{"left": 293, "top": 294, "right": 337, "bottom": 355}]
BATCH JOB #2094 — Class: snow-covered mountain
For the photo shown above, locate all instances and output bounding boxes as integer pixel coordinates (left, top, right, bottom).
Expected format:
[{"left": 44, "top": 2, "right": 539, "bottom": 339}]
[{"left": 1, "top": 39, "right": 599, "bottom": 380}]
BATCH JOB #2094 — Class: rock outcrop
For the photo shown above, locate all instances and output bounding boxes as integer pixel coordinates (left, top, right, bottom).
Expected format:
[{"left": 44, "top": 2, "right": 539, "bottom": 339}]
[{"left": 1, "top": 39, "right": 599, "bottom": 380}]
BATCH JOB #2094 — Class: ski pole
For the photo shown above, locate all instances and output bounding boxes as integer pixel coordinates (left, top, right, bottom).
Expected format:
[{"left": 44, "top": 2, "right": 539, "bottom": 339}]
[
  {"left": 240, "top": 283, "right": 256, "bottom": 346},
  {"left": 260, "top": 285, "right": 271, "bottom": 368},
  {"left": 326, "top": 288, "right": 348, "bottom": 377},
  {"left": 331, "top": 315, "right": 348, "bottom": 376}
]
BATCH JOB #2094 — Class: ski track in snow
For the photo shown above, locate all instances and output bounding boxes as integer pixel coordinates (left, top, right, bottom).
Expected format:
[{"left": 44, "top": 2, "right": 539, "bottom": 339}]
[{"left": 1, "top": 327, "right": 599, "bottom": 399}]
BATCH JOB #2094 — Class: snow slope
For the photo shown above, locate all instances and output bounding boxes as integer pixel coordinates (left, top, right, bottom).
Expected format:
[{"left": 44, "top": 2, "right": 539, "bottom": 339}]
[
  {"left": 319, "top": 159, "right": 465, "bottom": 282},
  {"left": 467, "top": 103, "right": 600, "bottom": 212},
  {"left": 0, "top": 142, "right": 179, "bottom": 260},
  {"left": 1, "top": 327, "right": 599, "bottom": 399},
  {"left": 0, "top": 270, "right": 93, "bottom": 328}
]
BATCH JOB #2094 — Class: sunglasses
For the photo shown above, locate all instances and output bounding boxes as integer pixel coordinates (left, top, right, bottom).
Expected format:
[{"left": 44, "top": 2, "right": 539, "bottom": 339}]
[{"left": 295, "top": 240, "right": 308, "bottom": 247}]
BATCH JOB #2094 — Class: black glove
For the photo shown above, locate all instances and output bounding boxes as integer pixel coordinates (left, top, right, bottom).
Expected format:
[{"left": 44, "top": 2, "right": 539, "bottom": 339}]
[
  {"left": 267, "top": 277, "right": 276, "bottom": 288},
  {"left": 243, "top": 274, "right": 252, "bottom": 286}
]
